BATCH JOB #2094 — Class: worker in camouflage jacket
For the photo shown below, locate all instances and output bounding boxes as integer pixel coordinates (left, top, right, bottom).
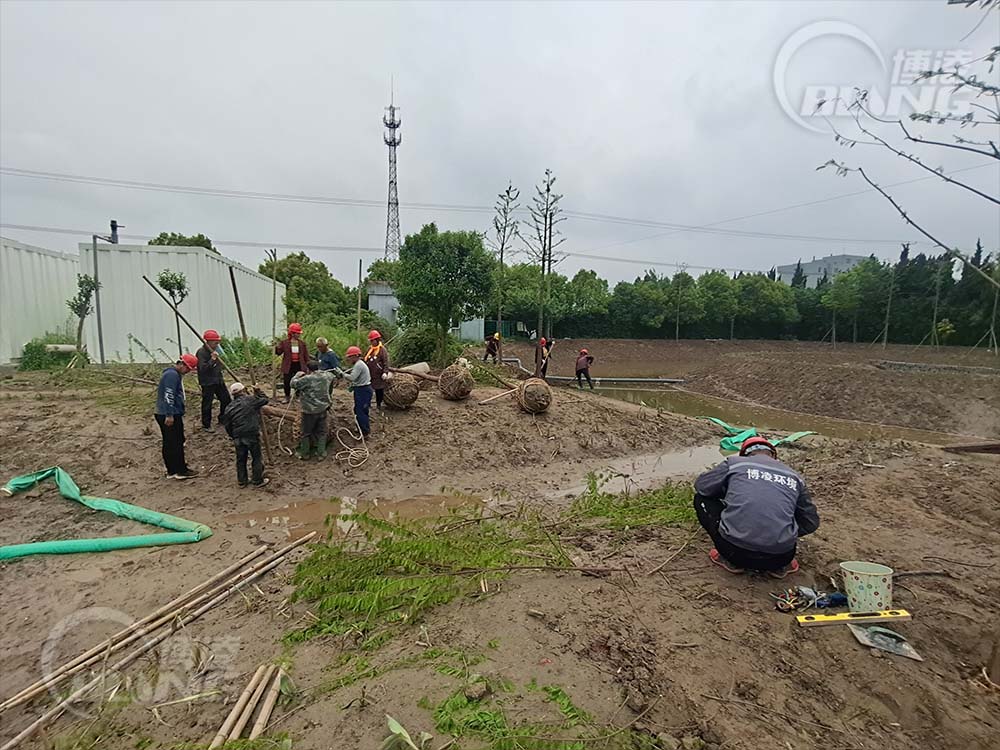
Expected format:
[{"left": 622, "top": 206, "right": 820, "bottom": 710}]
[{"left": 290, "top": 362, "right": 338, "bottom": 460}]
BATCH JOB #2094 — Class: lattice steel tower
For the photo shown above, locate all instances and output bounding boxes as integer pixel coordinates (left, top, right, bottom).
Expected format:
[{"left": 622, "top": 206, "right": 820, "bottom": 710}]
[{"left": 383, "top": 93, "right": 402, "bottom": 260}]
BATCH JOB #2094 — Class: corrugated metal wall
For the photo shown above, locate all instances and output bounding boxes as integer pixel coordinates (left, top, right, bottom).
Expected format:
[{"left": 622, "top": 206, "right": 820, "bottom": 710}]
[
  {"left": 0, "top": 238, "right": 80, "bottom": 365},
  {"left": 78, "top": 243, "right": 286, "bottom": 363}
]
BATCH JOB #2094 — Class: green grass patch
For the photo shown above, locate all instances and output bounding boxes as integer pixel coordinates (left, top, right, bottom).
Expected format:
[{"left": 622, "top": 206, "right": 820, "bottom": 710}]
[
  {"left": 570, "top": 472, "right": 696, "bottom": 529},
  {"left": 287, "top": 512, "right": 559, "bottom": 645}
]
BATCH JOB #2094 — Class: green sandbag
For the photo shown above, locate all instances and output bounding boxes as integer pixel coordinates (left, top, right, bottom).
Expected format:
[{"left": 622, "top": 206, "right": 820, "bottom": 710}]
[
  {"left": 0, "top": 467, "right": 212, "bottom": 560},
  {"left": 697, "top": 417, "right": 816, "bottom": 452}
]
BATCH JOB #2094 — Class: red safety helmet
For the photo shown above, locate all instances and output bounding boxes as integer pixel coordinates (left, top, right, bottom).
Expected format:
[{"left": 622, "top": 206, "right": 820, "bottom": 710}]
[
  {"left": 740, "top": 436, "right": 776, "bottom": 457},
  {"left": 203, "top": 329, "right": 221, "bottom": 342},
  {"left": 346, "top": 345, "right": 362, "bottom": 357},
  {"left": 288, "top": 322, "right": 303, "bottom": 335},
  {"left": 180, "top": 353, "right": 198, "bottom": 369},
  {"left": 539, "top": 337, "right": 547, "bottom": 346},
  {"left": 368, "top": 329, "right": 382, "bottom": 341},
  {"left": 579, "top": 348, "right": 589, "bottom": 355}
]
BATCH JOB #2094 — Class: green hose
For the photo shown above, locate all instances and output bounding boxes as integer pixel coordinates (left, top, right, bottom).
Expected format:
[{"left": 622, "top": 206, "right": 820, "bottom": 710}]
[{"left": 0, "top": 467, "right": 212, "bottom": 560}]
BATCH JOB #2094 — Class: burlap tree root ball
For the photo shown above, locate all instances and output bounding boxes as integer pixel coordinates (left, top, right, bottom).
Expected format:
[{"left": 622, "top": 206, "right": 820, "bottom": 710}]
[
  {"left": 438, "top": 363, "right": 475, "bottom": 401},
  {"left": 516, "top": 377, "right": 552, "bottom": 414},
  {"left": 384, "top": 373, "right": 420, "bottom": 409}
]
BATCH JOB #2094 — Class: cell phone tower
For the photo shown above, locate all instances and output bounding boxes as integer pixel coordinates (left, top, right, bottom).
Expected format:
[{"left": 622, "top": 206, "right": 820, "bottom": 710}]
[{"left": 383, "top": 86, "right": 402, "bottom": 260}]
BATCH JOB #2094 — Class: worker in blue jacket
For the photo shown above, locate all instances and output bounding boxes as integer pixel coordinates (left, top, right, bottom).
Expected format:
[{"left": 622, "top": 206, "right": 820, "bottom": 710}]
[{"left": 155, "top": 354, "right": 200, "bottom": 480}]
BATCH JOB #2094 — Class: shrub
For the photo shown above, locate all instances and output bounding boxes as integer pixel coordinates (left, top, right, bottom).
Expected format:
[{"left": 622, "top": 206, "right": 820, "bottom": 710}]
[
  {"left": 392, "top": 325, "right": 462, "bottom": 368},
  {"left": 19, "top": 332, "right": 82, "bottom": 371}
]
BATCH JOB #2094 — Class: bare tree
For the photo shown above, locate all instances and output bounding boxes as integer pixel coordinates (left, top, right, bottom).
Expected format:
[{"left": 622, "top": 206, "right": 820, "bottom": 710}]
[
  {"left": 817, "top": 35, "right": 1000, "bottom": 293},
  {"left": 488, "top": 182, "right": 520, "bottom": 362},
  {"left": 521, "top": 169, "right": 567, "bottom": 372}
]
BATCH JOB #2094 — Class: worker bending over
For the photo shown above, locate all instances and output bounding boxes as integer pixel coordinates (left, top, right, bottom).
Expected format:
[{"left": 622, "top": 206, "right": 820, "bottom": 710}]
[
  {"left": 484, "top": 332, "right": 501, "bottom": 364},
  {"left": 693, "top": 437, "right": 819, "bottom": 578},
  {"left": 221, "top": 382, "right": 269, "bottom": 487},
  {"left": 290, "top": 363, "right": 337, "bottom": 459},
  {"left": 336, "top": 346, "right": 373, "bottom": 438},
  {"left": 575, "top": 348, "right": 595, "bottom": 390}
]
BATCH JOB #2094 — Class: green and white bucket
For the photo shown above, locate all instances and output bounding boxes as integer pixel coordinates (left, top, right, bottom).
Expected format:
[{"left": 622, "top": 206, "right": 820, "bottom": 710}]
[{"left": 840, "top": 561, "right": 894, "bottom": 612}]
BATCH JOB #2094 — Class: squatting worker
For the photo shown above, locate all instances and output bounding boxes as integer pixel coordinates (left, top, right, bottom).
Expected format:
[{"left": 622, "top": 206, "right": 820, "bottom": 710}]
[
  {"left": 575, "top": 348, "right": 595, "bottom": 390},
  {"left": 364, "top": 329, "right": 391, "bottom": 411},
  {"left": 155, "top": 354, "right": 200, "bottom": 480},
  {"left": 484, "top": 332, "right": 501, "bottom": 364},
  {"left": 196, "top": 329, "right": 230, "bottom": 432},
  {"left": 335, "top": 346, "right": 373, "bottom": 438},
  {"left": 220, "top": 382, "right": 270, "bottom": 487},
  {"left": 275, "top": 323, "right": 309, "bottom": 403},
  {"left": 290, "top": 363, "right": 338, "bottom": 459},
  {"left": 693, "top": 437, "right": 819, "bottom": 579}
]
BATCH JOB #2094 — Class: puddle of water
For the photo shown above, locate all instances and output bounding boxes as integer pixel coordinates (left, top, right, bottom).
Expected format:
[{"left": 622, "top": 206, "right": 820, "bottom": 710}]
[
  {"left": 596, "top": 387, "right": 971, "bottom": 445},
  {"left": 226, "top": 493, "right": 485, "bottom": 540},
  {"left": 562, "top": 443, "right": 726, "bottom": 497}
]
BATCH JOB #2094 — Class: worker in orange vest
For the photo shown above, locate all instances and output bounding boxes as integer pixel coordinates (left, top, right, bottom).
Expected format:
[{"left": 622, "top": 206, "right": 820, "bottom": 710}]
[{"left": 364, "top": 329, "right": 391, "bottom": 411}]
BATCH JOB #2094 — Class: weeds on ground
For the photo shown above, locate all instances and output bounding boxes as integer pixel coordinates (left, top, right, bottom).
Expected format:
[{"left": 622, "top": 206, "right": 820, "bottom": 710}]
[
  {"left": 571, "top": 472, "right": 695, "bottom": 529},
  {"left": 287, "top": 511, "right": 559, "bottom": 645}
]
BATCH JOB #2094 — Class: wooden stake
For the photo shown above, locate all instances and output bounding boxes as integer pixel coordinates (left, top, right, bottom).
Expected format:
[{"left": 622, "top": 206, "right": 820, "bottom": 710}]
[
  {"left": 0, "top": 546, "right": 268, "bottom": 713},
  {"left": 248, "top": 668, "right": 284, "bottom": 739},
  {"left": 210, "top": 664, "right": 269, "bottom": 748},
  {"left": 228, "top": 266, "right": 275, "bottom": 465},
  {"left": 229, "top": 665, "right": 276, "bottom": 739}
]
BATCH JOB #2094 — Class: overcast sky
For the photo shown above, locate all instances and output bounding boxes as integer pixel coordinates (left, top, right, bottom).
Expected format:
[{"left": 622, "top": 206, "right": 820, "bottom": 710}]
[{"left": 1, "top": 0, "right": 997, "bottom": 286}]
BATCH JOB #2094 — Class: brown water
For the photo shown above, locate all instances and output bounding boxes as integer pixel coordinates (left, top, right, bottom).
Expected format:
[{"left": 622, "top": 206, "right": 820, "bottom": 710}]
[
  {"left": 596, "top": 387, "right": 972, "bottom": 446},
  {"left": 225, "top": 493, "right": 485, "bottom": 540},
  {"left": 561, "top": 443, "right": 726, "bottom": 496}
]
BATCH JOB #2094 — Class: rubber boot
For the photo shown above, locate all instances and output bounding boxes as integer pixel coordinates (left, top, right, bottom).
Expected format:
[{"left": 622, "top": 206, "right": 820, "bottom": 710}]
[
  {"left": 296, "top": 437, "right": 311, "bottom": 460},
  {"left": 315, "top": 437, "right": 328, "bottom": 459}
]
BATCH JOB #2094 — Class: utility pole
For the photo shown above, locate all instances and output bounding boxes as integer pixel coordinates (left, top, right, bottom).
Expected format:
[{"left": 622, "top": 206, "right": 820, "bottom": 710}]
[
  {"left": 929, "top": 263, "right": 943, "bottom": 347},
  {"left": 881, "top": 263, "right": 896, "bottom": 349},
  {"left": 266, "top": 248, "right": 278, "bottom": 398},
  {"left": 989, "top": 283, "right": 999, "bottom": 357},
  {"left": 91, "top": 219, "right": 121, "bottom": 365},
  {"left": 383, "top": 82, "right": 402, "bottom": 260}
]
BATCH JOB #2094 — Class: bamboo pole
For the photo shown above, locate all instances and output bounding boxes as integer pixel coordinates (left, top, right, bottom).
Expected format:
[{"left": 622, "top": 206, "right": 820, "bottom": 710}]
[
  {"left": 0, "top": 533, "right": 316, "bottom": 749},
  {"left": 228, "top": 266, "right": 275, "bottom": 465},
  {"left": 268, "top": 249, "right": 279, "bottom": 398},
  {"left": 0, "top": 546, "right": 268, "bottom": 713},
  {"left": 228, "top": 665, "right": 276, "bottom": 740},
  {"left": 478, "top": 388, "right": 517, "bottom": 405},
  {"left": 248, "top": 668, "right": 284, "bottom": 739},
  {"left": 210, "top": 664, "right": 269, "bottom": 748}
]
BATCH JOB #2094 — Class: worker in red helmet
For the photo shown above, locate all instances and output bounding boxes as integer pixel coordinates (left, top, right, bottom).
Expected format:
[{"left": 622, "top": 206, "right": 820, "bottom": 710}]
[
  {"left": 575, "top": 348, "right": 595, "bottom": 390},
  {"left": 364, "top": 329, "right": 391, "bottom": 411},
  {"left": 154, "top": 354, "right": 200, "bottom": 480},
  {"left": 334, "top": 345, "right": 372, "bottom": 437},
  {"left": 275, "top": 322, "right": 309, "bottom": 403},
  {"left": 196, "top": 329, "right": 230, "bottom": 432},
  {"left": 692, "top": 436, "right": 819, "bottom": 578}
]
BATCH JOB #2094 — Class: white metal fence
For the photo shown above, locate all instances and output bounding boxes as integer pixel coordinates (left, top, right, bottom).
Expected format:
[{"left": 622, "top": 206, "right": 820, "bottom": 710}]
[{"left": 0, "top": 238, "right": 80, "bottom": 365}]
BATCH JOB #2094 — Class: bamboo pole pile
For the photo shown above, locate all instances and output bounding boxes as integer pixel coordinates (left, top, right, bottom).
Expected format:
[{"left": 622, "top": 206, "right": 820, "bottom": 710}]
[
  {"left": 209, "top": 664, "right": 286, "bottom": 747},
  {"left": 0, "top": 533, "right": 316, "bottom": 748}
]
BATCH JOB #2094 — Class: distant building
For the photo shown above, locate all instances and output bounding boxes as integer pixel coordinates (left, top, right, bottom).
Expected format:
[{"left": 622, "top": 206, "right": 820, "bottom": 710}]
[
  {"left": 366, "top": 280, "right": 399, "bottom": 326},
  {"left": 776, "top": 254, "right": 868, "bottom": 289}
]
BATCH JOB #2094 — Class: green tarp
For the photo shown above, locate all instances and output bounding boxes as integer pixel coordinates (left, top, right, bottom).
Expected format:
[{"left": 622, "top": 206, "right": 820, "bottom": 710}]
[
  {"left": 0, "top": 467, "right": 212, "bottom": 560},
  {"left": 698, "top": 417, "right": 816, "bottom": 452}
]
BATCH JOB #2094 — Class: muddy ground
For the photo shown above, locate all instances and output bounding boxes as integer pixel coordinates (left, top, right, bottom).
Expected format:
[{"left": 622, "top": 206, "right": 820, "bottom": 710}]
[
  {"left": 504, "top": 339, "right": 1000, "bottom": 438},
  {"left": 1, "top": 352, "right": 998, "bottom": 750}
]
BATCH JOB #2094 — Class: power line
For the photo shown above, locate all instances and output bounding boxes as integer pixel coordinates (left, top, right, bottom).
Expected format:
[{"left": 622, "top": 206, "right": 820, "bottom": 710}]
[{"left": 0, "top": 165, "right": 945, "bottom": 245}]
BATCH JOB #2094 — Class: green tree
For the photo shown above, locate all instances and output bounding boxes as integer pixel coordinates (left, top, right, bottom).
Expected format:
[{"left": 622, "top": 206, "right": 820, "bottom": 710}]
[
  {"left": 821, "top": 272, "right": 861, "bottom": 346},
  {"left": 259, "top": 252, "right": 354, "bottom": 324},
  {"left": 157, "top": 269, "right": 190, "bottom": 356},
  {"left": 395, "top": 224, "right": 496, "bottom": 360},
  {"left": 664, "top": 271, "right": 704, "bottom": 340},
  {"left": 735, "top": 274, "right": 799, "bottom": 339},
  {"left": 559, "top": 269, "right": 611, "bottom": 337},
  {"left": 697, "top": 270, "right": 739, "bottom": 339},
  {"left": 66, "top": 274, "right": 100, "bottom": 358},
  {"left": 149, "top": 232, "right": 217, "bottom": 253},
  {"left": 790, "top": 260, "right": 807, "bottom": 289}
]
